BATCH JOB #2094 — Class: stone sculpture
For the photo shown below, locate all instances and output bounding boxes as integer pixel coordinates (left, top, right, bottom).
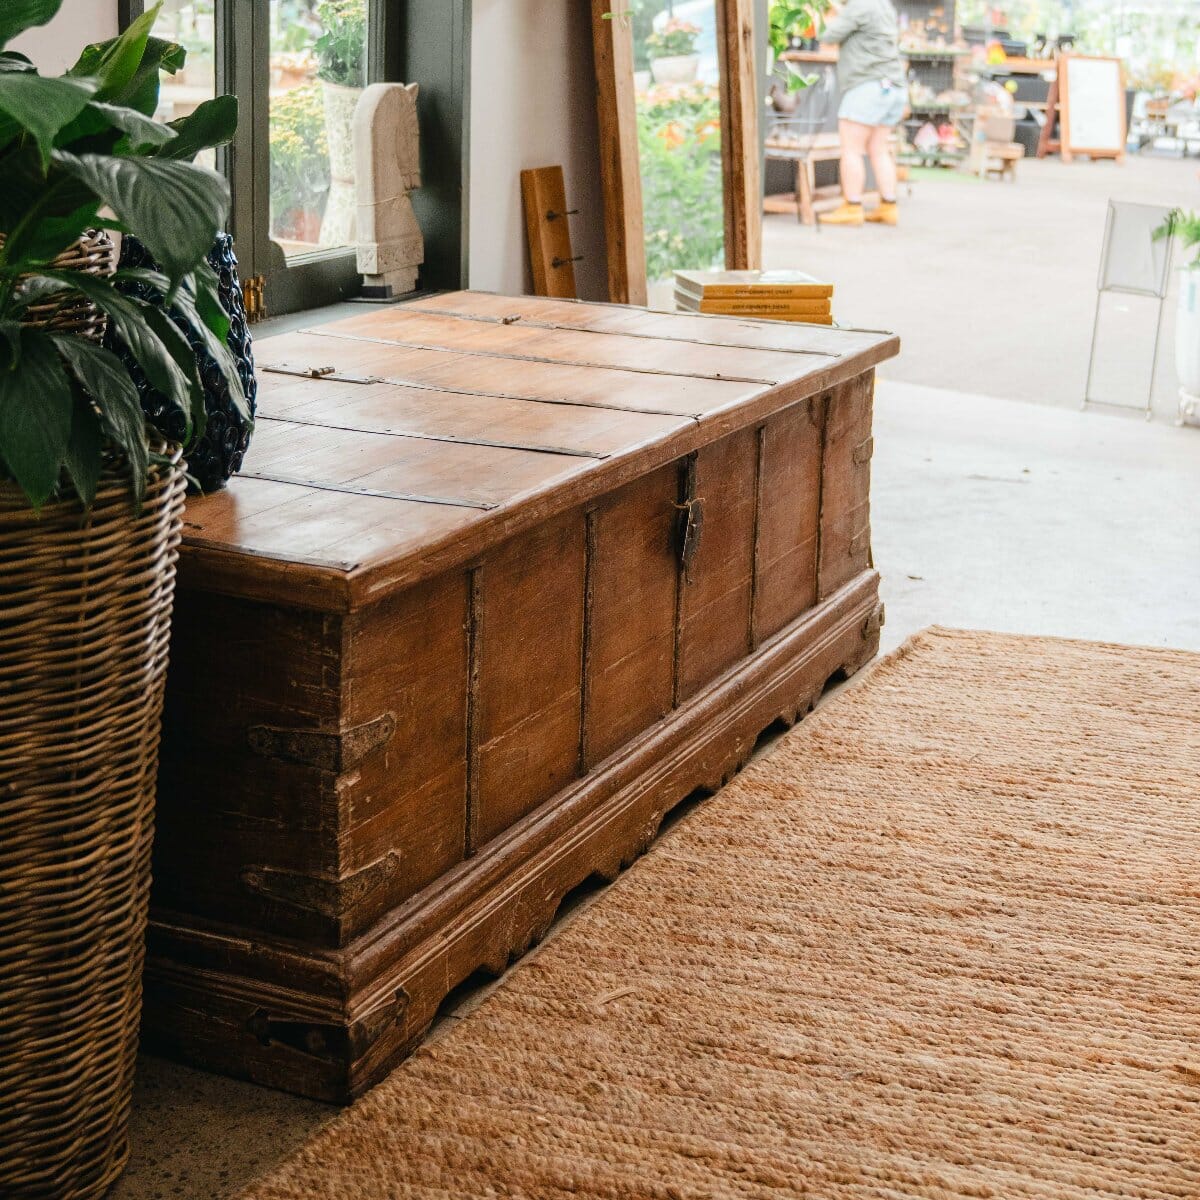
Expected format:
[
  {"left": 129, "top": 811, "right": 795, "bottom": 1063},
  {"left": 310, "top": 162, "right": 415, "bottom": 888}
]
[{"left": 354, "top": 82, "right": 424, "bottom": 297}]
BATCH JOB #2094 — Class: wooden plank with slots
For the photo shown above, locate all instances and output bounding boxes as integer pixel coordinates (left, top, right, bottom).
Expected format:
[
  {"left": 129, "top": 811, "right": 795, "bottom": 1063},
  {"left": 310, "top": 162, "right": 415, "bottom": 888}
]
[
  {"left": 520, "top": 165, "right": 579, "bottom": 299},
  {"left": 144, "top": 291, "right": 898, "bottom": 1101}
]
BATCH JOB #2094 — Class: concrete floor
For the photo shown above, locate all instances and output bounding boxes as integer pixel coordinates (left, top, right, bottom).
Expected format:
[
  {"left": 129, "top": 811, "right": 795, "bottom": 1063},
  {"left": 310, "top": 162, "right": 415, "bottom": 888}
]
[
  {"left": 110, "top": 157, "right": 1200, "bottom": 1198},
  {"left": 764, "top": 152, "right": 1200, "bottom": 421},
  {"left": 873, "top": 379, "right": 1200, "bottom": 656}
]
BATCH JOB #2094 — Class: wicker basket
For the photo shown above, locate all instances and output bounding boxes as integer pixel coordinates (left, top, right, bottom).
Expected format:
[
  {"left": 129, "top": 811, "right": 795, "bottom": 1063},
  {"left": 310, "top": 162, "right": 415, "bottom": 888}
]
[
  {"left": 0, "top": 457, "right": 186, "bottom": 1199},
  {"left": 3, "top": 229, "right": 118, "bottom": 340}
]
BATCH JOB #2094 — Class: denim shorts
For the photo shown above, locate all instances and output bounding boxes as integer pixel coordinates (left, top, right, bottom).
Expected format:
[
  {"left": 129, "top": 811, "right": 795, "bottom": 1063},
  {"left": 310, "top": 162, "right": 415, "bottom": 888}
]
[{"left": 838, "top": 78, "right": 907, "bottom": 127}]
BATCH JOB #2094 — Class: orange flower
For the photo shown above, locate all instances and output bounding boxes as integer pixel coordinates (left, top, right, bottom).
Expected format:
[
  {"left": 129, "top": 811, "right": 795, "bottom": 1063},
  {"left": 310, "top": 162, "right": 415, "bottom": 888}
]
[{"left": 659, "top": 121, "right": 686, "bottom": 148}]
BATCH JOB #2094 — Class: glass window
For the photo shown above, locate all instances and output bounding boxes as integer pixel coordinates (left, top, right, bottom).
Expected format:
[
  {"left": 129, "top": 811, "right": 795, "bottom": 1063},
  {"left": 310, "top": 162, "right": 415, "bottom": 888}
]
[
  {"left": 149, "top": 0, "right": 217, "bottom": 170},
  {"left": 636, "top": 0, "right": 725, "bottom": 310},
  {"left": 269, "top": 0, "right": 368, "bottom": 260}
]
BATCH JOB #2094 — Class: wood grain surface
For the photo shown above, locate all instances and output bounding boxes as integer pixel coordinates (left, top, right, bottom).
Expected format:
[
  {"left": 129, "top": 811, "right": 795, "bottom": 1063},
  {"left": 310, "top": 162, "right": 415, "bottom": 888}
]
[{"left": 179, "top": 293, "right": 896, "bottom": 612}]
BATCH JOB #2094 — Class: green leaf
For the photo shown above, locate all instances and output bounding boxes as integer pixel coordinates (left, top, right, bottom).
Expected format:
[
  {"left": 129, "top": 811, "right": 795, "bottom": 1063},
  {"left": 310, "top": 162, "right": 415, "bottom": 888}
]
[
  {"left": 170, "top": 271, "right": 251, "bottom": 427},
  {"left": 113, "top": 262, "right": 249, "bottom": 430},
  {"left": 0, "top": 329, "right": 72, "bottom": 506},
  {"left": 191, "top": 260, "right": 231, "bottom": 342},
  {"left": 0, "top": 0, "right": 63, "bottom": 49},
  {"left": 141, "top": 304, "right": 208, "bottom": 440},
  {"left": 31, "top": 270, "right": 198, "bottom": 435},
  {"left": 67, "top": 4, "right": 161, "bottom": 99},
  {"left": 0, "top": 319, "right": 21, "bottom": 364},
  {"left": 0, "top": 73, "right": 96, "bottom": 164},
  {"left": 63, "top": 385, "right": 102, "bottom": 505},
  {"left": 111, "top": 36, "right": 185, "bottom": 118},
  {"left": 0, "top": 52, "right": 36, "bottom": 73},
  {"left": 88, "top": 101, "right": 178, "bottom": 153},
  {"left": 52, "top": 334, "right": 148, "bottom": 499},
  {"left": 0, "top": 147, "right": 96, "bottom": 247},
  {"left": 52, "top": 151, "right": 229, "bottom": 283},
  {"left": 157, "top": 95, "right": 238, "bottom": 162}
]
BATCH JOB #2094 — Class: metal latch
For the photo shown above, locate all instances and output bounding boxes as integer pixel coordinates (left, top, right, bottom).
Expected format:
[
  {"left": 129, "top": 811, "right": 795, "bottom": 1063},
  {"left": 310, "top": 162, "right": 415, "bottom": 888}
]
[
  {"left": 242, "top": 273, "right": 267, "bottom": 324},
  {"left": 674, "top": 454, "right": 705, "bottom": 579}
]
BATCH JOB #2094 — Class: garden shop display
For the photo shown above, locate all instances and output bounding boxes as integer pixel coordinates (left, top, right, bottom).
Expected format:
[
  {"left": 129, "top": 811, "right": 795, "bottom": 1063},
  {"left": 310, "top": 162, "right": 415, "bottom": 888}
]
[
  {"left": 768, "top": 0, "right": 832, "bottom": 94},
  {"left": 316, "top": 0, "right": 367, "bottom": 246},
  {"left": 638, "top": 83, "right": 724, "bottom": 281},
  {"left": 648, "top": 17, "right": 701, "bottom": 84},
  {"left": 0, "top": 2, "right": 248, "bottom": 1196}
]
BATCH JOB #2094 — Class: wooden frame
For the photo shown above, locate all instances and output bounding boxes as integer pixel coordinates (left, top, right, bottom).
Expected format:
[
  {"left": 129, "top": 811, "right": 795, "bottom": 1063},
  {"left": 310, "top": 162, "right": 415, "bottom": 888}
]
[
  {"left": 1058, "top": 54, "right": 1127, "bottom": 164},
  {"left": 591, "top": 0, "right": 647, "bottom": 306},
  {"left": 591, "top": 0, "right": 763, "bottom": 305}
]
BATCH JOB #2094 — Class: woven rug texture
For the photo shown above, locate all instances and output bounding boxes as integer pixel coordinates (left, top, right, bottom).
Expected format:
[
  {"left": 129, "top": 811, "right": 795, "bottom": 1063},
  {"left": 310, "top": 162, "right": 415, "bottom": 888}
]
[{"left": 239, "top": 627, "right": 1200, "bottom": 1199}]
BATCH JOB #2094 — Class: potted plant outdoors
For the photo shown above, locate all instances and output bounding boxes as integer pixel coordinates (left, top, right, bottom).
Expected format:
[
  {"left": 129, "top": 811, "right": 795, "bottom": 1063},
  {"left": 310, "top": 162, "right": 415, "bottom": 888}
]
[
  {"left": 647, "top": 17, "right": 702, "bottom": 85},
  {"left": 1154, "top": 209, "right": 1200, "bottom": 425},
  {"left": 315, "top": 0, "right": 367, "bottom": 248},
  {"left": 0, "top": 3, "right": 248, "bottom": 1197},
  {"left": 767, "top": 0, "right": 830, "bottom": 112},
  {"left": 270, "top": 82, "right": 330, "bottom": 249}
]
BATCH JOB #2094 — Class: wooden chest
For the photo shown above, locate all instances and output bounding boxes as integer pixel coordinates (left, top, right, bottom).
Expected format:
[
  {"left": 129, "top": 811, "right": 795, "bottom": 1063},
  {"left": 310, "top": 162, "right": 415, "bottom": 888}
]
[{"left": 143, "top": 291, "right": 898, "bottom": 1101}]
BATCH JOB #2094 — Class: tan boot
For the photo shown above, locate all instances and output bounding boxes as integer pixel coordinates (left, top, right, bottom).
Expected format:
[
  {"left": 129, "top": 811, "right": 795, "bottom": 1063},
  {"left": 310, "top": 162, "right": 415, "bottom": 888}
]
[
  {"left": 866, "top": 200, "right": 899, "bottom": 226},
  {"left": 819, "top": 201, "right": 865, "bottom": 227}
]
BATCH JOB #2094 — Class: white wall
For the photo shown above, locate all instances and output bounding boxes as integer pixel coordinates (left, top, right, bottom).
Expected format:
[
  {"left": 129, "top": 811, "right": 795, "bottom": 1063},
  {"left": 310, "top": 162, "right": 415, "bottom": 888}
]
[
  {"left": 10, "top": 0, "right": 119, "bottom": 74},
  {"left": 467, "top": 0, "right": 606, "bottom": 300}
]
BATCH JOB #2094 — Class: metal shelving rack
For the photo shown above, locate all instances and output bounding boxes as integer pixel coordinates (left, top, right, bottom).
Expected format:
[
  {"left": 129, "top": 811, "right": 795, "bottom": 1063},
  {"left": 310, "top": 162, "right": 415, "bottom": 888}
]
[{"left": 895, "top": 0, "right": 969, "bottom": 164}]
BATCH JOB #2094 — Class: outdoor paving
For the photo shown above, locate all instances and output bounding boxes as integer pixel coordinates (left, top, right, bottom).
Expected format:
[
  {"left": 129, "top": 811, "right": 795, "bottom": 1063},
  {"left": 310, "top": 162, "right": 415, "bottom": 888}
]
[{"left": 765, "top": 152, "right": 1200, "bottom": 421}]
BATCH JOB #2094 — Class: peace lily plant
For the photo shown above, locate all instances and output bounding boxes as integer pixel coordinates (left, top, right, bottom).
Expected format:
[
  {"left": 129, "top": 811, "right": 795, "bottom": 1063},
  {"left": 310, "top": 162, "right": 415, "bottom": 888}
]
[{"left": 0, "top": 0, "right": 249, "bottom": 511}]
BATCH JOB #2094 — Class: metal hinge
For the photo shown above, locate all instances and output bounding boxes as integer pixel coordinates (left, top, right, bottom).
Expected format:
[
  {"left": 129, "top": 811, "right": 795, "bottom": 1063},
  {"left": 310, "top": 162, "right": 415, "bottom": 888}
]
[
  {"left": 241, "top": 851, "right": 401, "bottom": 920},
  {"left": 242, "top": 273, "right": 267, "bottom": 324},
  {"left": 674, "top": 453, "right": 705, "bottom": 580},
  {"left": 247, "top": 712, "right": 397, "bottom": 773}
]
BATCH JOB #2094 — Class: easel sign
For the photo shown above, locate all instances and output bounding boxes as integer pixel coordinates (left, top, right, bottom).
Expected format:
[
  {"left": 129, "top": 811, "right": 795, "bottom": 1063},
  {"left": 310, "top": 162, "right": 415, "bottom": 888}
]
[{"left": 1060, "top": 54, "right": 1126, "bottom": 163}]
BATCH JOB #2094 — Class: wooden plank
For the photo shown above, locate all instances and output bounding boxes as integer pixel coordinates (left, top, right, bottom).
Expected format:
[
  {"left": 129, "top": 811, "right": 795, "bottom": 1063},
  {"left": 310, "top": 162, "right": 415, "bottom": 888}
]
[
  {"left": 246, "top": 419, "right": 593, "bottom": 510},
  {"left": 716, "top": 0, "right": 762, "bottom": 271},
  {"left": 176, "top": 301, "right": 896, "bottom": 614},
  {"left": 255, "top": 370, "right": 692, "bottom": 459},
  {"left": 180, "top": 477, "right": 478, "bottom": 598},
  {"left": 676, "top": 427, "right": 759, "bottom": 702},
  {"left": 753, "top": 396, "right": 823, "bottom": 643},
  {"left": 584, "top": 465, "right": 679, "bottom": 768},
  {"left": 591, "top": 0, "right": 647, "bottom": 306},
  {"left": 311, "top": 309, "right": 813, "bottom": 386},
  {"left": 818, "top": 373, "right": 874, "bottom": 599},
  {"left": 474, "top": 511, "right": 586, "bottom": 846},
  {"left": 340, "top": 572, "right": 469, "bottom": 935},
  {"left": 405, "top": 291, "right": 896, "bottom": 359},
  {"left": 261, "top": 329, "right": 757, "bottom": 419},
  {"left": 521, "top": 165, "right": 578, "bottom": 298},
  {"left": 154, "top": 593, "right": 347, "bottom": 943}
]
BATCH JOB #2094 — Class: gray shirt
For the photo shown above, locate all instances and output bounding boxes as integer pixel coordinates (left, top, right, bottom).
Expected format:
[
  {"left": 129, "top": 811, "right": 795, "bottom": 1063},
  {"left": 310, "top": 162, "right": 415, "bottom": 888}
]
[{"left": 821, "top": 0, "right": 906, "bottom": 95}]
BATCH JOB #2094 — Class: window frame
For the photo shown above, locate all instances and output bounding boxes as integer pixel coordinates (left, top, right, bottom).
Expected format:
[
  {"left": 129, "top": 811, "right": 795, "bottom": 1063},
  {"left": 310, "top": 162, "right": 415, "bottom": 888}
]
[{"left": 119, "top": 0, "right": 472, "bottom": 314}]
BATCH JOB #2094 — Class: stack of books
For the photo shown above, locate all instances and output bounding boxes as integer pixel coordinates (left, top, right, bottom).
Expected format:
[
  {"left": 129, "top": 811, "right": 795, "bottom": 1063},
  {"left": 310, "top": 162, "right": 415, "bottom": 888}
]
[{"left": 674, "top": 269, "right": 835, "bottom": 325}]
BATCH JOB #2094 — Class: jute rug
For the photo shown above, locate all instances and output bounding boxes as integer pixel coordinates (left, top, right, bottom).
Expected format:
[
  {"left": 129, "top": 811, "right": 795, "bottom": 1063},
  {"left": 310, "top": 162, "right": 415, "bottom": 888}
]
[{"left": 240, "top": 628, "right": 1200, "bottom": 1199}]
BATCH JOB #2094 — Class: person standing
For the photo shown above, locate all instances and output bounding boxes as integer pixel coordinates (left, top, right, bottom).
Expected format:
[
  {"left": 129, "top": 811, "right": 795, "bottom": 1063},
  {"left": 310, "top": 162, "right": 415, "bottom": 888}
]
[{"left": 818, "top": 0, "right": 907, "bottom": 226}]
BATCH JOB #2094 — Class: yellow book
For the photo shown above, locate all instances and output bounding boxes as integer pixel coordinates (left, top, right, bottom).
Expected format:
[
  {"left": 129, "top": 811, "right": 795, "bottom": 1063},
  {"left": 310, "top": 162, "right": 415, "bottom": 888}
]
[
  {"left": 677, "top": 302, "right": 835, "bottom": 326},
  {"left": 674, "top": 268, "right": 834, "bottom": 300},
  {"left": 675, "top": 294, "right": 833, "bottom": 316}
]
